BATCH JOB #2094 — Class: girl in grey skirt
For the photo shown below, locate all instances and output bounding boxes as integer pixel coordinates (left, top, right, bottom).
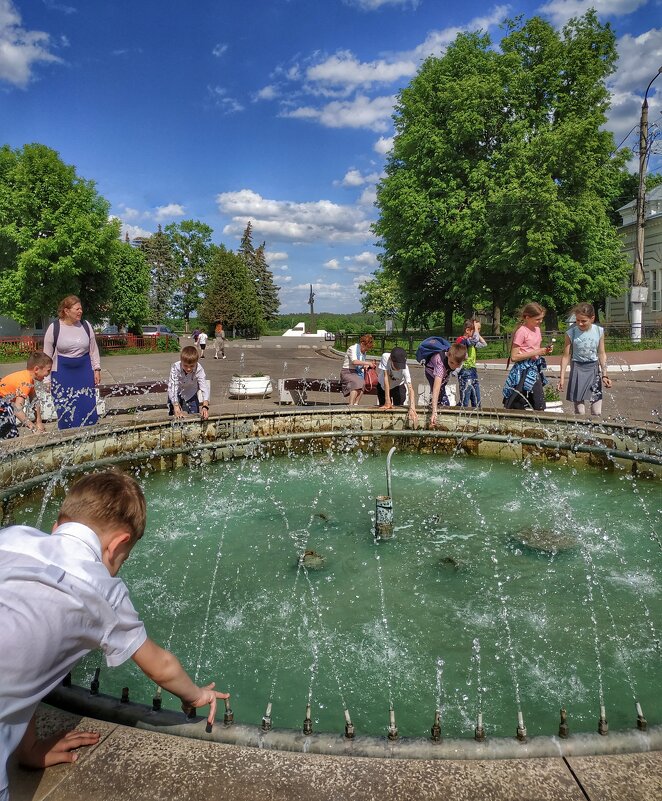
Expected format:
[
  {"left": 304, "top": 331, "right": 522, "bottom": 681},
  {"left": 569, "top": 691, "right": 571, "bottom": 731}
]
[{"left": 558, "top": 303, "right": 612, "bottom": 415}]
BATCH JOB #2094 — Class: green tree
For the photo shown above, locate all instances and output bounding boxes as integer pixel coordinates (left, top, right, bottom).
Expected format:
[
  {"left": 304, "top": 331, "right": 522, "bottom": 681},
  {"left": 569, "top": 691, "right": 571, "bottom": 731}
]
[
  {"left": 199, "top": 245, "right": 264, "bottom": 333},
  {"left": 106, "top": 238, "right": 151, "bottom": 330},
  {"left": 359, "top": 269, "right": 407, "bottom": 329},
  {"left": 165, "top": 219, "right": 214, "bottom": 332},
  {"left": 140, "top": 225, "right": 177, "bottom": 324},
  {"left": 375, "top": 11, "right": 631, "bottom": 333},
  {"left": 253, "top": 242, "right": 280, "bottom": 321},
  {"left": 0, "top": 143, "right": 118, "bottom": 324}
]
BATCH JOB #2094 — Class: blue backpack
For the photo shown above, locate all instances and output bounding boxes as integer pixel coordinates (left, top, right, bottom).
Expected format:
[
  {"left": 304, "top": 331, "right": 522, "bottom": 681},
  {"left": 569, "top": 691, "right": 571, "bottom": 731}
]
[{"left": 415, "top": 336, "right": 451, "bottom": 365}]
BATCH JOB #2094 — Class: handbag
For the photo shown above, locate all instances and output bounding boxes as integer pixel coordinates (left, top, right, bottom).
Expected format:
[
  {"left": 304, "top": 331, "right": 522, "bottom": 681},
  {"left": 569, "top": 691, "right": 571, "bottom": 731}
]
[{"left": 363, "top": 365, "right": 378, "bottom": 392}]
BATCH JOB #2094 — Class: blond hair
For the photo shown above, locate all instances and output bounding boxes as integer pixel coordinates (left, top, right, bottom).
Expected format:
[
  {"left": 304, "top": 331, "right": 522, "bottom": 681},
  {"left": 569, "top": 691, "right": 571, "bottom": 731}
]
[
  {"left": 58, "top": 470, "right": 146, "bottom": 544},
  {"left": 448, "top": 342, "right": 467, "bottom": 361}
]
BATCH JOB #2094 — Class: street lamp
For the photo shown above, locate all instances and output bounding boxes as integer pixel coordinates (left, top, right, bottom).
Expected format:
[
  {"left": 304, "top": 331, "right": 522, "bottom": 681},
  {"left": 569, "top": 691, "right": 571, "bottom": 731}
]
[{"left": 631, "top": 66, "right": 662, "bottom": 342}]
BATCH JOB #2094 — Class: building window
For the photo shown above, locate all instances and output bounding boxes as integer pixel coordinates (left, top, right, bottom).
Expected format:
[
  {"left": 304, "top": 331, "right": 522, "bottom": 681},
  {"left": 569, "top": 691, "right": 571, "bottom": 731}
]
[{"left": 649, "top": 269, "right": 661, "bottom": 312}]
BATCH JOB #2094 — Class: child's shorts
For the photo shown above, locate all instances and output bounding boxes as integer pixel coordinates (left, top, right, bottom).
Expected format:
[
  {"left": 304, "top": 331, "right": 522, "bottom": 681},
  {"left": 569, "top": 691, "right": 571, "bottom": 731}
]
[
  {"left": 168, "top": 395, "right": 200, "bottom": 416},
  {"left": 0, "top": 400, "right": 19, "bottom": 439}
]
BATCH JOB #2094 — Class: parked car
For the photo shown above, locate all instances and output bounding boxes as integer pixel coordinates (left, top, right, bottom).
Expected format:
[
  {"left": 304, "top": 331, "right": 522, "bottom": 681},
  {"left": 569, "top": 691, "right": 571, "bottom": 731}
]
[
  {"left": 142, "top": 325, "right": 179, "bottom": 344},
  {"left": 100, "top": 325, "right": 119, "bottom": 335}
]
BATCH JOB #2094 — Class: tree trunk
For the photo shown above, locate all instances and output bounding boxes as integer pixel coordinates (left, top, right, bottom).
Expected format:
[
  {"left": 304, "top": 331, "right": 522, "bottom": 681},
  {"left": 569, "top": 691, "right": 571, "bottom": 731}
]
[
  {"left": 546, "top": 309, "right": 558, "bottom": 331},
  {"left": 444, "top": 301, "right": 454, "bottom": 338},
  {"left": 492, "top": 297, "right": 502, "bottom": 336},
  {"left": 402, "top": 308, "right": 409, "bottom": 334}
]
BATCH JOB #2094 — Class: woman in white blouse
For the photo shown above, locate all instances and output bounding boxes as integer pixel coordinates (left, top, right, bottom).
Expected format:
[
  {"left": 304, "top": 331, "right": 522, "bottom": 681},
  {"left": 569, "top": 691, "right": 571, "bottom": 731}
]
[{"left": 43, "top": 296, "right": 101, "bottom": 429}]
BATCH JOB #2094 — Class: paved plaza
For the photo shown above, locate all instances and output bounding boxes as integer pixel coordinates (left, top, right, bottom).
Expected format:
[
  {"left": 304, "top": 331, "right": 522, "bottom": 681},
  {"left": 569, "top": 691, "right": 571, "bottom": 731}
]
[{"left": 3, "top": 337, "right": 661, "bottom": 801}]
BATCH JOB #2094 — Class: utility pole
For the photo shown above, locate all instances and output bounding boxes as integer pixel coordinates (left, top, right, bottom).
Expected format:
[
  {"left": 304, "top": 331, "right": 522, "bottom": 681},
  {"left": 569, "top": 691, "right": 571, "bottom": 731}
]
[{"left": 631, "top": 66, "right": 662, "bottom": 342}]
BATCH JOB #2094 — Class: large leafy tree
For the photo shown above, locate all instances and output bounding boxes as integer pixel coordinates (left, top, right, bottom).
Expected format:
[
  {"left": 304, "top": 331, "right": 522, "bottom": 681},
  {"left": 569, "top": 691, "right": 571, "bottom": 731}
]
[
  {"left": 375, "top": 11, "right": 630, "bottom": 332},
  {"left": 199, "top": 245, "right": 264, "bottom": 333},
  {"left": 165, "top": 219, "right": 214, "bottom": 331},
  {"left": 140, "top": 225, "right": 177, "bottom": 324},
  {"left": 106, "top": 237, "right": 151, "bottom": 330},
  {"left": 0, "top": 143, "right": 118, "bottom": 324}
]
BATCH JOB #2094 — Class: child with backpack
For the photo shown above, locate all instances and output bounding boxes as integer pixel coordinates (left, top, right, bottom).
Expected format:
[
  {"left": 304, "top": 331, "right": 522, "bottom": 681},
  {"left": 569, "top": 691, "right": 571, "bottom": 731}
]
[
  {"left": 416, "top": 338, "right": 467, "bottom": 426},
  {"left": 455, "top": 319, "right": 486, "bottom": 407},
  {"left": 502, "top": 302, "right": 554, "bottom": 411}
]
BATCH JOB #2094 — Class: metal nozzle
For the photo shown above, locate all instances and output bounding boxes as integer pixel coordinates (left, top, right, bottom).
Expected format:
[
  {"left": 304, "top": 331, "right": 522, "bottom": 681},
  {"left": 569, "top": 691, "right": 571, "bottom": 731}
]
[
  {"left": 223, "top": 696, "right": 234, "bottom": 725},
  {"left": 152, "top": 687, "right": 162, "bottom": 712},
  {"left": 558, "top": 707, "right": 569, "bottom": 739},
  {"left": 261, "top": 701, "right": 272, "bottom": 732},
  {"left": 303, "top": 703, "right": 313, "bottom": 735},
  {"left": 90, "top": 667, "right": 100, "bottom": 696},
  {"left": 344, "top": 708, "right": 355, "bottom": 739},
  {"left": 120, "top": 686, "right": 130, "bottom": 703},
  {"left": 598, "top": 705, "right": 608, "bottom": 736},
  {"left": 636, "top": 702, "right": 647, "bottom": 732},
  {"left": 431, "top": 709, "right": 441, "bottom": 741},
  {"left": 387, "top": 706, "right": 398, "bottom": 741},
  {"left": 475, "top": 712, "right": 486, "bottom": 742},
  {"left": 516, "top": 710, "right": 527, "bottom": 742}
]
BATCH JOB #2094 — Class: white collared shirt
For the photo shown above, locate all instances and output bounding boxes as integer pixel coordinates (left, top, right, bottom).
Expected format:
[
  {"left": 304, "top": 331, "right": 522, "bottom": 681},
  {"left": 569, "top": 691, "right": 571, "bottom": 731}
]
[{"left": 0, "top": 522, "right": 146, "bottom": 794}]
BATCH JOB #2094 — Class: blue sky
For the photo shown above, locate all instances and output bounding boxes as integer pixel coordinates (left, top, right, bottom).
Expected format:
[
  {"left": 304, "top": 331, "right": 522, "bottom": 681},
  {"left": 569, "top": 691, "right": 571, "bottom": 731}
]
[{"left": 1, "top": 0, "right": 661, "bottom": 314}]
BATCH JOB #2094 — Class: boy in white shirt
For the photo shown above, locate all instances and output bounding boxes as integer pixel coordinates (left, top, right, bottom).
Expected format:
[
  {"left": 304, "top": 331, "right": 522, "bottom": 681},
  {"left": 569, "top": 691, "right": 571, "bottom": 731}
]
[
  {"left": 197, "top": 330, "right": 208, "bottom": 358},
  {"left": 377, "top": 346, "right": 418, "bottom": 425},
  {"left": 0, "top": 471, "right": 228, "bottom": 801},
  {"left": 167, "top": 346, "right": 210, "bottom": 420}
]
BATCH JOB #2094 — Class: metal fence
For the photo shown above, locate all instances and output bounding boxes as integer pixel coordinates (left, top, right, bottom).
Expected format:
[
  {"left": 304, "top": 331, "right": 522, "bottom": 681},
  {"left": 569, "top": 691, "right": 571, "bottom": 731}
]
[{"left": 0, "top": 333, "right": 180, "bottom": 358}]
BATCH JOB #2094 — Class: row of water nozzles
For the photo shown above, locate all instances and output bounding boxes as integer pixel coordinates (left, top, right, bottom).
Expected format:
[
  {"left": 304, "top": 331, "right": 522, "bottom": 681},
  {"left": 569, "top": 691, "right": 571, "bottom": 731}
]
[{"left": 75, "top": 671, "right": 650, "bottom": 739}]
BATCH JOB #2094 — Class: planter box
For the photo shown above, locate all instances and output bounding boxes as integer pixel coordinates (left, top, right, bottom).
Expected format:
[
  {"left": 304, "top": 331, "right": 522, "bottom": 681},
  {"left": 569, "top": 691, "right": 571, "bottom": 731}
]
[{"left": 228, "top": 375, "right": 273, "bottom": 399}]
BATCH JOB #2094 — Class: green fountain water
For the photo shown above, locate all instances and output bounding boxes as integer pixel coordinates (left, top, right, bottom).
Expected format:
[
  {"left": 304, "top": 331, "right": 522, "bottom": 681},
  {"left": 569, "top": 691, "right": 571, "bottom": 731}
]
[{"left": 19, "top": 446, "right": 660, "bottom": 740}]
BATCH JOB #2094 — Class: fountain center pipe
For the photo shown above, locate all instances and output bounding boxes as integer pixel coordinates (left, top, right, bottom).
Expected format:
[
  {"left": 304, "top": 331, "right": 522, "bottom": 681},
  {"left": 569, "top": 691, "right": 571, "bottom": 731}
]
[
  {"left": 375, "top": 447, "right": 396, "bottom": 541},
  {"left": 385, "top": 446, "right": 396, "bottom": 498}
]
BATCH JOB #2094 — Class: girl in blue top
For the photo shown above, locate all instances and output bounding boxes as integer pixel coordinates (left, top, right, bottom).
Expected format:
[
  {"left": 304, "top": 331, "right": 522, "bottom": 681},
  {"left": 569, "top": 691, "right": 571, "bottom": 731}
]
[{"left": 558, "top": 303, "right": 611, "bottom": 416}]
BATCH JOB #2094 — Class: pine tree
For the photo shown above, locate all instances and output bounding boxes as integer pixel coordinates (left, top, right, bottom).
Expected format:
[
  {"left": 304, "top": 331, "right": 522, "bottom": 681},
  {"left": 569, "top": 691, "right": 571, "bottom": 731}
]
[
  {"left": 140, "top": 225, "right": 177, "bottom": 323},
  {"left": 199, "top": 245, "right": 264, "bottom": 334},
  {"left": 254, "top": 242, "right": 280, "bottom": 321}
]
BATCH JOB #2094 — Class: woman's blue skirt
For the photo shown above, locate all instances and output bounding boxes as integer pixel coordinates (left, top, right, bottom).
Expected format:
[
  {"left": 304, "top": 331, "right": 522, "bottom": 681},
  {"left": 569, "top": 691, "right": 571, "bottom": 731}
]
[{"left": 51, "top": 354, "right": 98, "bottom": 430}]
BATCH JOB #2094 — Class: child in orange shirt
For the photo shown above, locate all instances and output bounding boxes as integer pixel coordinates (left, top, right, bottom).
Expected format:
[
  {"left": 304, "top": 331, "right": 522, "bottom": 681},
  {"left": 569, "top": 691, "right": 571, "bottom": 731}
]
[{"left": 0, "top": 352, "right": 53, "bottom": 439}]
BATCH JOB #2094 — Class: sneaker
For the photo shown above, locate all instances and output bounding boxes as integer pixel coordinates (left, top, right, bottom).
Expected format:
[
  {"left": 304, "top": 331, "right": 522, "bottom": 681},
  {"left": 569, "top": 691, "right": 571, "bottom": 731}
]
[
  {"left": 222, "top": 355, "right": 226, "bottom": 359},
  {"left": 214, "top": 355, "right": 218, "bottom": 359}
]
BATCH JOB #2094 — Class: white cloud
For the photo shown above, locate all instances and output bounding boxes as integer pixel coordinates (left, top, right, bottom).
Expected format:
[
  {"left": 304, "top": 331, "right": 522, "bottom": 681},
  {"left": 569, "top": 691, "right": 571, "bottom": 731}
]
[
  {"left": 306, "top": 50, "right": 416, "bottom": 92},
  {"left": 42, "top": 0, "right": 76, "bottom": 13},
  {"left": 0, "top": 0, "right": 61, "bottom": 88},
  {"left": 254, "top": 84, "right": 279, "bottom": 101},
  {"left": 605, "top": 29, "right": 662, "bottom": 150},
  {"left": 119, "top": 222, "right": 153, "bottom": 241},
  {"left": 359, "top": 185, "right": 378, "bottom": 207},
  {"left": 212, "top": 42, "right": 228, "bottom": 57},
  {"left": 337, "top": 168, "right": 382, "bottom": 187},
  {"left": 374, "top": 135, "right": 394, "bottom": 155},
  {"left": 265, "top": 250, "right": 288, "bottom": 262},
  {"left": 118, "top": 206, "right": 141, "bottom": 221},
  {"left": 352, "top": 251, "right": 379, "bottom": 266},
  {"left": 217, "top": 189, "right": 374, "bottom": 244},
  {"left": 538, "top": 0, "right": 647, "bottom": 28},
  {"left": 280, "top": 274, "right": 292, "bottom": 282},
  {"left": 283, "top": 94, "right": 396, "bottom": 132},
  {"left": 153, "top": 203, "right": 185, "bottom": 222},
  {"left": 324, "top": 258, "right": 341, "bottom": 269},
  {"left": 344, "top": 0, "right": 419, "bottom": 9}
]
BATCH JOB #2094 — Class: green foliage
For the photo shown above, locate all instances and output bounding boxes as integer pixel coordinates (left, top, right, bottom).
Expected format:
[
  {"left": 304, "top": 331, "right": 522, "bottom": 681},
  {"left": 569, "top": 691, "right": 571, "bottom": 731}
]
[
  {"left": 374, "top": 11, "right": 631, "bottom": 330},
  {"left": 239, "top": 222, "right": 280, "bottom": 321},
  {"left": 107, "top": 239, "right": 150, "bottom": 329},
  {"left": 199, "top": 245, "right": 264, "bottom": 333},
  {"left": 141, "top": 225, "right": 177, "bottom": 323},
  {"left": 0, "top": 143, "right": 118, "bottom": 324},
  {"left": 165, "top": 220, "right": 214, "bottom": 327}
]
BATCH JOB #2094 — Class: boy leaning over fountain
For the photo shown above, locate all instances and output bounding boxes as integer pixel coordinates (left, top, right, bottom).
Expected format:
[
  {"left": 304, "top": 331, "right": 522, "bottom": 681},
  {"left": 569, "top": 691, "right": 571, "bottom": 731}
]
[
  {"left": 0, "top": 470, "right": 229, "bottom": 801},
  {"left": 167, "top": 345, "right": 210, "bottom": 420},
  {"left": 0, "top": 352, "right": 52, "bottom": 440}
]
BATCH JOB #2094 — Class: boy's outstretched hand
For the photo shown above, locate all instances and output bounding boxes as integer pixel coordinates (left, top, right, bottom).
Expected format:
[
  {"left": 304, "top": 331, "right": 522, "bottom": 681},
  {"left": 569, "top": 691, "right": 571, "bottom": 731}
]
[
  {"left": 181, "top": 682, "right": 230, "bottom": 725},
  {"left": 18, "top": 717, "right": 100, "bottom": 769}
]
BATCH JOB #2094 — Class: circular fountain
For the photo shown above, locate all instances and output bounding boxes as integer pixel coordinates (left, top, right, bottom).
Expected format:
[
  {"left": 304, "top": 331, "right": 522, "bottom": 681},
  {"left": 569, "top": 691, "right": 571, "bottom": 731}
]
[{"left": 2, "top": 407, "right": 660, "bottom": 759}]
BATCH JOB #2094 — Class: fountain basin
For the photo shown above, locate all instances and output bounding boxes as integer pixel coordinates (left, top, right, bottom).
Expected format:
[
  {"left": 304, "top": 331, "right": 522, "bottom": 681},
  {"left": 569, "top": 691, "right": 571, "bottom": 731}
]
[{"left": 2, "top": 408, "right": 661, "bottom": 758}]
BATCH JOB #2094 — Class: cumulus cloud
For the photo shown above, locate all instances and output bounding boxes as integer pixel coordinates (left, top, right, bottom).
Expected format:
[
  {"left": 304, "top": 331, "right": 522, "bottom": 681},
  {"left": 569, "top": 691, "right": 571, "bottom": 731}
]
[
  {"left": 374, "top": 135, "right": 394, "bottom": 155},
  {"left": 0, "top": 0, "right": 61, "bottom": 88},
  {"left": 217, "top": 189, "right": 374, "bottom": 244},
  {"left": 254, "top": 84, "right": 279, "bottom": 101},
  {"left": 324, "top": 258, "right": 341, "bottom": 270},
  {"left": 153, "top": 203, "right": 185, "bottom": 222},
  {"left": 265, "top": 250, "right": 288, "bottom": 262},
  {"left": 538, "top": 0, "right": 647, "bottom": 28},
  {"left": 337, "top": 168, "right": 382, "bottom": 187},
  {"left": 212, "top": 42, "right": 228, "bottom": 57},
  {"left": 605, "top": 28, "right": 662, "bottom": 149},
  {"left": 119, "top": 222, "right": 153, "bottom": 241},
  {"left": 306, "top": 50, "right": 416, "bottom": 93},
  {"left": 282, "top": 93, "right": 396, "bottom": 131}
]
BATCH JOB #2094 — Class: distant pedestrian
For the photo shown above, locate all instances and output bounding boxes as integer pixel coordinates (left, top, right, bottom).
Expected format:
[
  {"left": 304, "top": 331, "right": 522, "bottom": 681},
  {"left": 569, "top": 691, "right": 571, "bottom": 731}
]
[
  {"left": 197, "top": 331, "right": 208, "bottom": 358},
  {"left": 213, "top": 322, "right": 226, "bottom": 359},
  {"left": 559, "top": 303, "right": 611, "bottom": 416}
]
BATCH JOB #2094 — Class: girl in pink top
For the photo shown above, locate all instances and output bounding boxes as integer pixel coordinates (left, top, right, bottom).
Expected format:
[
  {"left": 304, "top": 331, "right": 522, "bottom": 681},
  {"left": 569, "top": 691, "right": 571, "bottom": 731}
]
[
  {"left": 503, "top": 303, "right": 554, "bottom": 411},
  {"left": 510, "top": 302, "right": 552, "bottom": 361}
]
